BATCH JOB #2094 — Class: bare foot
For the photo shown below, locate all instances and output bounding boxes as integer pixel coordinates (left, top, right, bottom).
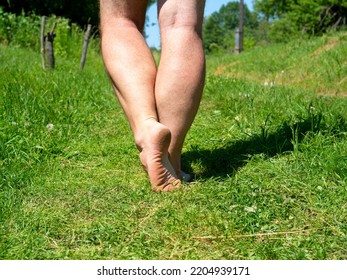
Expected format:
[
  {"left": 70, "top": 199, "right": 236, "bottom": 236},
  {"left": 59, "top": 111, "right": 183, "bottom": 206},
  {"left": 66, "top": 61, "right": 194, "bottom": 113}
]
[{"left": 137, "top": 119, "right": 182, "bottom": 192}]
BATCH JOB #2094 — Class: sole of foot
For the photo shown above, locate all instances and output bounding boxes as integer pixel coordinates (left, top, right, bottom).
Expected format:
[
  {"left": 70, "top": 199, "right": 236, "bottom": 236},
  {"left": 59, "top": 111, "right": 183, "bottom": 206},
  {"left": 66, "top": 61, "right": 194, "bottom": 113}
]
[{"left": 138, "top": 119, "right": 182, "bottom": 192}]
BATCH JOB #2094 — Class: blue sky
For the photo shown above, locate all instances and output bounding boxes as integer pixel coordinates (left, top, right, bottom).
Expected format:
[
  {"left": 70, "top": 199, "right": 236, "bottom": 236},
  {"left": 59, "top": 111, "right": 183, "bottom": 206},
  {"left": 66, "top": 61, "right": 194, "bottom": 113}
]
[{"left": 145, "top": 0, "right": 254, "bottom": 48}]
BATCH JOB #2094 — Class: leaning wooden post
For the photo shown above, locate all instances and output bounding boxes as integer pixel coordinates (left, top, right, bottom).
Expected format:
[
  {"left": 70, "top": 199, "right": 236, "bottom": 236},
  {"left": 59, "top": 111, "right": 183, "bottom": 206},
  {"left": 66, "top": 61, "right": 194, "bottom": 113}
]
[
  {"left": 238, "top": 0, "right": 244, "bottom": 53},
  {"left": 80, "top": 24, "right": 92, "bottom": 69},
  {"left": 45, "top": 22, "right": 57, "bottom": 69},
  {"left": 40, "top": 16, "right": 46, "bottom": 69}
]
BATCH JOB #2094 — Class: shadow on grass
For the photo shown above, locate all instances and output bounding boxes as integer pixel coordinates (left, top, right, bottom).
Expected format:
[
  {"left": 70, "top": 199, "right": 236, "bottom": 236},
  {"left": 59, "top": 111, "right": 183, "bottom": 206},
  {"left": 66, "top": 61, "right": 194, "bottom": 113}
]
[{"left": 182, "top": 114, "right": 346, "bottom": 179}]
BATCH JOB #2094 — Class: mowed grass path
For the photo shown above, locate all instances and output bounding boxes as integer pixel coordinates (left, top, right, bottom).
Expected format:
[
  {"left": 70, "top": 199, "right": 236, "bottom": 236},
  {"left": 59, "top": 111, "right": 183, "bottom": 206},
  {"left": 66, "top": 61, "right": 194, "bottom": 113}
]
[{"left": 1, "top": 36, "right": 346, "bottom": 259}]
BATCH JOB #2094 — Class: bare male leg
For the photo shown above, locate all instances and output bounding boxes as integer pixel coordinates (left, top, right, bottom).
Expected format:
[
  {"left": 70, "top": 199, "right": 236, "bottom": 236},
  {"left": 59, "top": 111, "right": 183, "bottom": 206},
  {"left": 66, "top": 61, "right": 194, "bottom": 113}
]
[{"left": 156, "top": 0, "right": 206, "bottom": 178}]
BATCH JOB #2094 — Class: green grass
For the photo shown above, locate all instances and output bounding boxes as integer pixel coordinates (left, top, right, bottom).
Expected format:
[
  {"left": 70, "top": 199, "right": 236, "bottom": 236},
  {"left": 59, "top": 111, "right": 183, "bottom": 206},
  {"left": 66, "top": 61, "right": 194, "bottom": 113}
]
[
  {"left": 1, "top": 32, "right": 347, "bottom": 260},
  {"left": 209, "top": 32, "right": 347, "bottom": 96}
]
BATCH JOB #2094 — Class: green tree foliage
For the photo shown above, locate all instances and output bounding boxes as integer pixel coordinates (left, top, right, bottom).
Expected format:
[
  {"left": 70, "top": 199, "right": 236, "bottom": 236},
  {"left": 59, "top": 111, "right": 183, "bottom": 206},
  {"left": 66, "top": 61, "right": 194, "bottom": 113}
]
[
  {"left": 0, "top": 0, "right": 156, "bottom": 28},
  {"left": 203, "top": 1, "right": 257, "bottom": 53},
  {"left": 254, "top": 0, "right": 291, "bottom": 20},
  {"left": 254, "top": 0, "right": 347, "bottom": 34},
  {"left": 148, "top": 0, "right": 156, "bottom": 6},
  {"left": 0, "top": 8, "right": 100, "bottom": 61},
  {"left": 1, "top": 0, "right": 99, "bottom": 27}
]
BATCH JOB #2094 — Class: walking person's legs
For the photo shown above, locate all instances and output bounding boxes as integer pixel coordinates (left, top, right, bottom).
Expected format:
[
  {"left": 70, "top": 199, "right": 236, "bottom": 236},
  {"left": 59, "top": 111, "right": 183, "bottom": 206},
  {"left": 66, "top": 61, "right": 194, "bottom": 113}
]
[
  {"left": 100, "top": 0, "right": 206, "bottom": 191},
  {"left": 100, "top": 0, "right": 181, "bottom": 192}
]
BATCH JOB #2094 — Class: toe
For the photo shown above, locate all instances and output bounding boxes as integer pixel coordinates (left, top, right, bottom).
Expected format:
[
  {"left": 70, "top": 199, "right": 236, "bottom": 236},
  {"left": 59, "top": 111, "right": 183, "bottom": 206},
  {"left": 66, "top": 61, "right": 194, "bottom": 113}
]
[{"left": 152, "top": 178, "right": 182, "bottom": 192}]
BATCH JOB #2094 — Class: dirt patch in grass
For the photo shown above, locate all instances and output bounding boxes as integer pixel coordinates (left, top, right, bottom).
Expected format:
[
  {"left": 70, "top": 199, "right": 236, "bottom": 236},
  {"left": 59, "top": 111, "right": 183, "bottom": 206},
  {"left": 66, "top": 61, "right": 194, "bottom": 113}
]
[
  {"left": 211, "top": 33, "right": 346, "bottom": 97},
  {"left": 214, "top": 61, "right": 240, "bottom": 76},
  {"left": 311, "top": 36, "right": 340, "bottom": 57}
]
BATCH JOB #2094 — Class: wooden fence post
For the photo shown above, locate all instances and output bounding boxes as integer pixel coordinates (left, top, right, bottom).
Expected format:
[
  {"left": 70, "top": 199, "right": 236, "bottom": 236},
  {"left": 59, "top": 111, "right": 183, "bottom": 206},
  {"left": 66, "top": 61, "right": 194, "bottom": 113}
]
[
  {"left": 40, "top": 16, "right": 46, "bottom": 69},
  {"left": 45, "top": 22, "right": 57, "bottom": 69},
  {"left": 80, "top": 24, "right": 92, "bottom": 69},
  {"left": 235, "top": 0, "right": 244, "bottom": 54}
]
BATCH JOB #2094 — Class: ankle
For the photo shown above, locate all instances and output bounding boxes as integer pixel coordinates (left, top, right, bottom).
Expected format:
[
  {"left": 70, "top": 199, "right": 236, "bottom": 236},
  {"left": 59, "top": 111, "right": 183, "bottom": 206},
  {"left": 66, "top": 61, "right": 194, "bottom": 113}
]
[{"left": 134, "top": 118, "right": 164, "bottom": 151}]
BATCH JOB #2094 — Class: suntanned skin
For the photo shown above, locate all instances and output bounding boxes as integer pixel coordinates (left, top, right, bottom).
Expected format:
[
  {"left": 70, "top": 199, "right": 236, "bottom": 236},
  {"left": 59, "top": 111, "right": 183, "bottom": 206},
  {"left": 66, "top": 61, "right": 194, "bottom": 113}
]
[{"left": 99, "top": 0, "right": 206, "bottom": 192}]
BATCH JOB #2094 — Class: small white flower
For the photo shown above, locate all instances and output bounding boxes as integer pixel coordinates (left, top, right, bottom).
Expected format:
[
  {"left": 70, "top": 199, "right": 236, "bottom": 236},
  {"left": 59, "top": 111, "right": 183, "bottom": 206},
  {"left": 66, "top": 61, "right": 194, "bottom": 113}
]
[
  {"left": 234, "top": 115, "right": 242, "bottom": 122},
  {"left": 264, "top": 80, "right": 269, "bottom": 86},
  {"left": 46, "top": 123, "right": 54, "bottom": 131},
  {"left": 281, "top": 70, "right": 285, "bottom": 75},
  {"left": 244, "top": 206, "right": 257, "bottom": 213},
  {"left": 213, "top": 110, "right": 221, "bottom": 115}
]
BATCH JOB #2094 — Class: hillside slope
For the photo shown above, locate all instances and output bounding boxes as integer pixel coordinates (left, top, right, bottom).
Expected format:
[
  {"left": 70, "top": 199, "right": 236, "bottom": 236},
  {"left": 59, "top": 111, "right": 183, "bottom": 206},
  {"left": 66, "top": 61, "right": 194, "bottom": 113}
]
[{"left": 208, "top": 32, "right": 347, "bottom": 96}]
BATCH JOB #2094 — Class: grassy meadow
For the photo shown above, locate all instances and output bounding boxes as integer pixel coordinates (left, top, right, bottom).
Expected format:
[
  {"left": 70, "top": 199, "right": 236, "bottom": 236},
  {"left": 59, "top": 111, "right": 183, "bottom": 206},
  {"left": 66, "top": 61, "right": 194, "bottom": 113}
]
[{"left": 1, "top": 32, "right": 347, "bottom": 259}]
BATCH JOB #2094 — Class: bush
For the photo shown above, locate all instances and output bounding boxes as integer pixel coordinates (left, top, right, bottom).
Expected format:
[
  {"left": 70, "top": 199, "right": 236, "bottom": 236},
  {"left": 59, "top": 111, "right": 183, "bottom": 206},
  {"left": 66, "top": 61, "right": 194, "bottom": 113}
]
[
  {"left": 0, "top": 8, "right": 100, "bottom": 62},
  {"left": 267, "top": 18, "right": 302, "bottom": 43},
  {"left": 0, "top": 8, "right": 41, "bottom": 48}
]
